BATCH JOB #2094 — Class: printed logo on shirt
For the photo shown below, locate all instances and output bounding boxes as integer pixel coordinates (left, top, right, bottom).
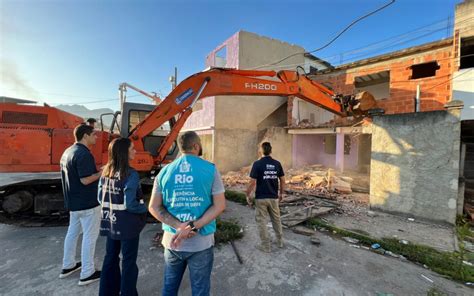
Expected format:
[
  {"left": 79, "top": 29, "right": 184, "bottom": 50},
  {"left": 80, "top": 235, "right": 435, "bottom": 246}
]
[
  {"left": 266, "top": 164, "right": 275, "bottom": 169},
  {"left": 175, "top": 174, "right": 194, "bottom": 184},
  {"left": 179, "top": 160, "right": 191, "bottom": 173}
]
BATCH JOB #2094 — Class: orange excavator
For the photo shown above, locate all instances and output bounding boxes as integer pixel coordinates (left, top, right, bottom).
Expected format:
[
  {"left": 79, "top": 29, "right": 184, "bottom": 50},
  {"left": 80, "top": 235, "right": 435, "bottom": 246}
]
[{"left": 0, "top": 68, "right": 377, "bottom": 216}]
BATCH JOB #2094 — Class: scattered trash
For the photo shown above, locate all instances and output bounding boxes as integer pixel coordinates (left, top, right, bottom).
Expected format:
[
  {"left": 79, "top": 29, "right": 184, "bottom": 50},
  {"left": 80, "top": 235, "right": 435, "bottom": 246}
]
[
  {"left": 385, "top": 251, "right": 399, "bottom": 258},
  {"left": 407, "top": 218, "right": 415, "bottom": 222},
  {"left": 420, "top": 274, "right": 433, "bottom": 283},
  {"left": 466, "top": 282, "right": 474, "bottom": 286},
  {"left": 399, "top": 255, "right": 407, "bottom": 260},
  {"left": 399, "top": 240, "right": 409, "bottom": 245},
  {"left": 149, "top": 246, "right": 158, "bottom": 251},
  {"left": 423, "top": 264, "right": 429, "bottom": 269},
  {"left": 463, "top": 260, "right": 473, "bottom": 266},
  {"left": 361, "top": 246, "right": 370, "bottom": 250},
  {"left": 350, "top": 244, "right": 361, "bottom": 249},
  {"left": 343, "top": 237, "right": 360, "bottom": 244},
  {"left": 392, "top": 235, "right": 398, "bottom": 238},
  {"left": 371, "top": 243, "right": 381, "bottom": 249},
  {"left": 308, "top": 264, "right": 312, "bottom": 268}
]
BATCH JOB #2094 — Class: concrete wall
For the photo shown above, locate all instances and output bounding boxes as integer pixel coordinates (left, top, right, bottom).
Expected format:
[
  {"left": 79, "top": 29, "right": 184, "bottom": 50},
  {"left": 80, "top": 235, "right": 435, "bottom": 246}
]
[
  {"left": 214, "top": 128, "right": 257, "bottom": 173},
  {"left": 211, "top": 31, "right": 304, "bottom": 172},
  {"left": 259, "top": 127, "right": 293, "bottom": 171},
  {"left": 370, "top": 109, "right": 461, "bottom": 224},
  {"left": 292, "top": 134, "right": 359, "bottom": 170}
]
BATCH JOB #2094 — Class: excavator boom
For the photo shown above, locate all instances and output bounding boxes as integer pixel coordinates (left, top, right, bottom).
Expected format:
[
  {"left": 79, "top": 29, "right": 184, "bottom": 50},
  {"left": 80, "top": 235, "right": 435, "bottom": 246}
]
[{"left": 129, "top": 68, "right": 376, "bottom": 170}]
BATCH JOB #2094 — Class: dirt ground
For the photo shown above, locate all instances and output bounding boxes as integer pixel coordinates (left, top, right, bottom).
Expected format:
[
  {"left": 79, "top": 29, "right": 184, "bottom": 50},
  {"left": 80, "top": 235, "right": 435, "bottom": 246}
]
[{"left": 0, "top": 201, "right": 472, "bottom": 296}]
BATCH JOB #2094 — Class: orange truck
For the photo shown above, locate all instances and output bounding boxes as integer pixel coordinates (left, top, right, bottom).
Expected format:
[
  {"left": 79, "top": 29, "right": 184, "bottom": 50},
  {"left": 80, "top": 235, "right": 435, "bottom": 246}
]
[{"left": 0, "top": 68, "right": 377, "bottom": 216}]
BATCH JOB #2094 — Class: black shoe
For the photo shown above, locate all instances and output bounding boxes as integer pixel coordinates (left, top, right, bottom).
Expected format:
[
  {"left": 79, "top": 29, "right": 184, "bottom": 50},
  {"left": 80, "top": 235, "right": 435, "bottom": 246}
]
[
  {"left": 78, "top": 270, "right": 101, "bottom": 286},
  {"left": 59, "top": 262, "right": 81, "bottom": 279}
]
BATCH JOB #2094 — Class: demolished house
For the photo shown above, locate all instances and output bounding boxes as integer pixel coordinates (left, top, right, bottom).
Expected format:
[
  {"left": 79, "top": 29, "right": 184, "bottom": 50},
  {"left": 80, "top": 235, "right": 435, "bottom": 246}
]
[{"left": 186, "top": 1, "right": 474, "bottom": 225}]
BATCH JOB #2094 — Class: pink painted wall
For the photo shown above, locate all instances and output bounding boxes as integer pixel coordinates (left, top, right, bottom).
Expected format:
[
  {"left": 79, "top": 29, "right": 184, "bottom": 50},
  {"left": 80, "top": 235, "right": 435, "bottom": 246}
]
[
  {"left": 182, "top": 97, "right": 215, "bottom": 129},
  {"left": 184, "top": 32, "right": 240, "bottom": 130},
  {"left": 292, "top": 134, "right": 359, "bottom": 170}
]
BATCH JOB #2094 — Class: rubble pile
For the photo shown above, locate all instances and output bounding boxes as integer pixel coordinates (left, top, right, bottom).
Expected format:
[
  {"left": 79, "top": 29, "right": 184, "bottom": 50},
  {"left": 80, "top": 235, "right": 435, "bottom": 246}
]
[
  {"left": 222, "top": 164, "right": 370, "bottom": 199},
  {"left": 221, "top": 166, "right": 251, "bottom": 186}
]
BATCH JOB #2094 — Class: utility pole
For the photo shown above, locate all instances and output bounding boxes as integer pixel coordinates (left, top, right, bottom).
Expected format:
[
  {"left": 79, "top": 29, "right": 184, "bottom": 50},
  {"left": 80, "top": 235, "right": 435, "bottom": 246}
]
[{"left": 169, "top": 67, "right": 178, "bottom": 90}]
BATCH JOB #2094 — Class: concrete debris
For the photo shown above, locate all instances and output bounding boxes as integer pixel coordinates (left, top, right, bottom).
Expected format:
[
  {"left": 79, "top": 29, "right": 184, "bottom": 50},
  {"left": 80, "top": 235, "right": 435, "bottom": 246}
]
[
  {"left": 222, "top": 164, "right": 370, "bottom": 198},
  {"left": 221, "top": 166, "right": 252, "bottom": 186}
]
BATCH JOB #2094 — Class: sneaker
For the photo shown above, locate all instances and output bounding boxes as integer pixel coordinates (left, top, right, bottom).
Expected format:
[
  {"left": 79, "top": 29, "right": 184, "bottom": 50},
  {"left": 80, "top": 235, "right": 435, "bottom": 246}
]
[
  {"left": 255, "top": 244, "right": 271, "bottom": 253},
  {"left": 78, "top": 270, "right": 101, "bottom": 286},
  {"left": 59, "top": 262, "right": 81, "bottom": 279}
]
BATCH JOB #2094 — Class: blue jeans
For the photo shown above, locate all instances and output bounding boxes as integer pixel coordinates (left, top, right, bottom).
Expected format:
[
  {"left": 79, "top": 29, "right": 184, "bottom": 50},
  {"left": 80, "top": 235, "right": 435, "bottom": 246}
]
[
  {"left": 163, "top": 247, "right": 214, "bottom": 296},
  {"left": 99, "top": 236, "right": 140, "bottom": 296},
  {"left": 62, "top": 206, "right": 101, "bottom": 279}
]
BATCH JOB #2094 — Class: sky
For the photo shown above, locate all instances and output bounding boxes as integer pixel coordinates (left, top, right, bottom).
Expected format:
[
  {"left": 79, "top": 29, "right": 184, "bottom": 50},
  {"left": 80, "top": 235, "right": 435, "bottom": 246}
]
[{"left": 0, "top": 0, "right": 463, "bottom": 111}]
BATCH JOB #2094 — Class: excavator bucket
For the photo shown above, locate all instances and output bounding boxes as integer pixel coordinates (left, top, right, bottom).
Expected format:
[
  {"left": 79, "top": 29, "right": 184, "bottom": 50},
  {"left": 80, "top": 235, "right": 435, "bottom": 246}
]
[{"left": 351, "top": 91, "right": 378, "bottom": 116}]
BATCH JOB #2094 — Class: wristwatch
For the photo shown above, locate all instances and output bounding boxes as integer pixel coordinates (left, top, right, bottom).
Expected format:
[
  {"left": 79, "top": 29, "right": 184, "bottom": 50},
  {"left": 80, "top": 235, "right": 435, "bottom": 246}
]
[{"left": 187, "top": 221, "right": 198, "bottom": 232}]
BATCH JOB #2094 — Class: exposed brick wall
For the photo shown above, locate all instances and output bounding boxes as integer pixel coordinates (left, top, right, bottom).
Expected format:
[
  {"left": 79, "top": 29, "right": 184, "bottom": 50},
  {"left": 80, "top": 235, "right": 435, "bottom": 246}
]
[{"left": 309, "top": 45, "right": 453, "bottom": 115}]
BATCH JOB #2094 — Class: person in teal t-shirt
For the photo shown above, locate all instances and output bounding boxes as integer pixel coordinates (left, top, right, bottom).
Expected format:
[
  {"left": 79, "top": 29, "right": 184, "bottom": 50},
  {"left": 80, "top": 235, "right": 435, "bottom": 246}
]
[{"left": 149, "top": 131, "right": 226, "bottom": 296}]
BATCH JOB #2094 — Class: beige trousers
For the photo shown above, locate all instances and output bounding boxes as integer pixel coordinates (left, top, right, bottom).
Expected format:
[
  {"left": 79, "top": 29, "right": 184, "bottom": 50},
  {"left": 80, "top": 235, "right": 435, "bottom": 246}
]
[{"left": 255, "top": 199, "right": 283, "bottom": 247}]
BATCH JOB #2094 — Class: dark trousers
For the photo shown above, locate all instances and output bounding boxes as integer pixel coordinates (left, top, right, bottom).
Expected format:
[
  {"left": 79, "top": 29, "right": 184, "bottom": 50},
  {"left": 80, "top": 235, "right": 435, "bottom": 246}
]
[{"left": 99, "top": 236, "right": 140, "bottom": 296}]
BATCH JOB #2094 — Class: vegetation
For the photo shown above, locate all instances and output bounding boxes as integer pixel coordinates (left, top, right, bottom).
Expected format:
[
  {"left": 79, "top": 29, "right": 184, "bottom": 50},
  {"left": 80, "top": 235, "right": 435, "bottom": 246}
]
[
  {"left": 225, "top": 190, "right": 248, "bottom": 206},
  {"left": 215, "top": 218, "right": 244, "bottom": 244},
  {"left": 308, "top": 218, "right": 474, "bottom": 282}
]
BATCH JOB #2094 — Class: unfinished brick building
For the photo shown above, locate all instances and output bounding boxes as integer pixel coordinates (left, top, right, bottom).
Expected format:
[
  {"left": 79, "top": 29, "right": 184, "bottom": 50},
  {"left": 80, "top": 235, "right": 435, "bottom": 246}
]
[{"left": 289, "top": 39, "right": 455, "bottom": 173}]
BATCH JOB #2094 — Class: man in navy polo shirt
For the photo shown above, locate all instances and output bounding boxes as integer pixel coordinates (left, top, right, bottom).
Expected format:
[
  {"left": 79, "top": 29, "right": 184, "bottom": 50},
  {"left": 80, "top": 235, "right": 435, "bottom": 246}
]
[
  {"left": 246, "top": 142, "right": 285, "bottom": 253},
  {"left": 59, "top": 124, "right": 102, "bottom": 285}
]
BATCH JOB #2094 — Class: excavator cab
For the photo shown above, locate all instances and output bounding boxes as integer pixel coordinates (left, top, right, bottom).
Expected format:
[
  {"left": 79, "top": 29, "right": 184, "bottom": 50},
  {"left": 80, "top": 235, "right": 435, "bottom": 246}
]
[
  {"left": 99, "top": 102, "right": 179, "bottom": 166},
  {"left": 121, "top": 102, "right": 178, "bottom": 163}
]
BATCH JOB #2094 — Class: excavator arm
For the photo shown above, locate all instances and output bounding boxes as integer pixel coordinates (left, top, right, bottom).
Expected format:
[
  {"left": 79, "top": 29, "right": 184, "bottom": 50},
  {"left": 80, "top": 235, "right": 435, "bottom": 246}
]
[{"left": 128, "top": 68, "right": 374, "bottom": 171}]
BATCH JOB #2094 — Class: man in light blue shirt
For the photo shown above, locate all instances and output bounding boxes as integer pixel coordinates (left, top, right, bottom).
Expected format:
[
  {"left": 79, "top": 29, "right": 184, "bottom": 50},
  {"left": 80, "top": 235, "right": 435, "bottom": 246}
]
[{"left": 149, "top": 131, "right": 226, "bottom": 296}]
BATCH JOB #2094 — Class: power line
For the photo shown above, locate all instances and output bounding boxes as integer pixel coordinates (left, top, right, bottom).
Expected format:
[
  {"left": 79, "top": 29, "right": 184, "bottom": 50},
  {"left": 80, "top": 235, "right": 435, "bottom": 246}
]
[
  {"left": 247, "top": 15, "right": 473, "bottom": 72},
  {"left": 251, "top": 0, "right": 396, "bottom": 70}
]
